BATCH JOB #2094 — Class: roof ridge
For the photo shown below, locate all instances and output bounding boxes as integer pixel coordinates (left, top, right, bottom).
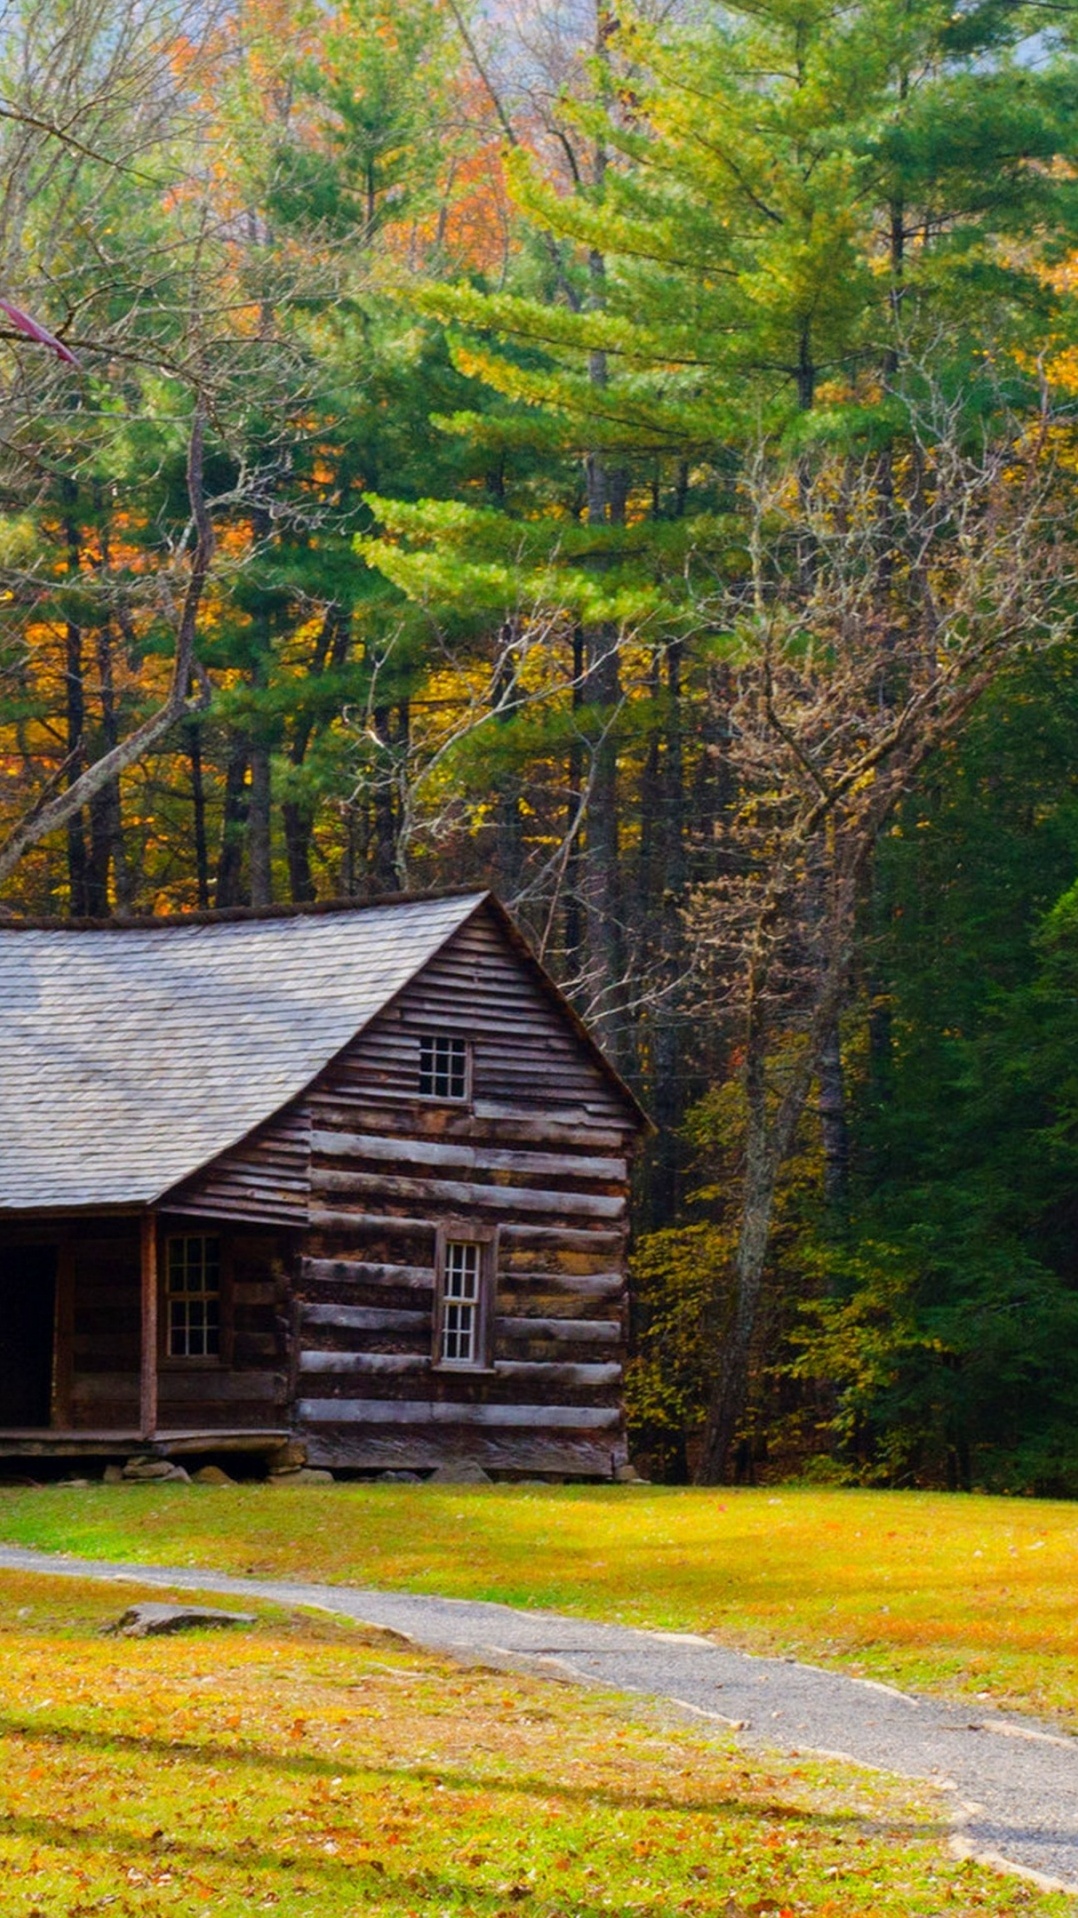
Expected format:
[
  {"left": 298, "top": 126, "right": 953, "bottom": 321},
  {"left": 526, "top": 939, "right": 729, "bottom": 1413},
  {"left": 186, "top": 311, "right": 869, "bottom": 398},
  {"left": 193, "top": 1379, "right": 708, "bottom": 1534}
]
[{"left": 0, "top": 885, "right": 488, "bottom": 934}]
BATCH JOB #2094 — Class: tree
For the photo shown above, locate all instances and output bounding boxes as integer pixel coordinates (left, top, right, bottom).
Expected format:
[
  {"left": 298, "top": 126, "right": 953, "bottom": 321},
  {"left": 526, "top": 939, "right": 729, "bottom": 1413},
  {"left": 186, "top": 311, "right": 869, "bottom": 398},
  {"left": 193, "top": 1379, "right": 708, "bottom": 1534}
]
[
  {"left": 364, "top": 0, "right": 1078, "bottom": 1467},
  {"left": 0, "top": 0, "right": 237, "bottom": 905},
  {"left": 790, "top": 649, "right": 1078, "bottom": 1492},
  {"left": 690, "top": 381, "right": 1078, "bottom": 1481},
  {"left": 0, "top": 0, "right": 495, "bottom": 911}
]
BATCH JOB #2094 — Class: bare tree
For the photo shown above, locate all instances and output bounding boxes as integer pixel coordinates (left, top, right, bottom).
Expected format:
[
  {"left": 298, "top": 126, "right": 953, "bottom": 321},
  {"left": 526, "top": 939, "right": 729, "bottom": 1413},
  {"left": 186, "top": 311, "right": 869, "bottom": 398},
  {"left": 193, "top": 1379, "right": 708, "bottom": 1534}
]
[
  {"left": 0, "top": 0, "right": 340, "bottom": 907},
  {"left": 689, "top": 382, "right": 1077, "bottom": 1482},
  {"left": 0, "top": 403, "right": 214, "bottom": 887}
]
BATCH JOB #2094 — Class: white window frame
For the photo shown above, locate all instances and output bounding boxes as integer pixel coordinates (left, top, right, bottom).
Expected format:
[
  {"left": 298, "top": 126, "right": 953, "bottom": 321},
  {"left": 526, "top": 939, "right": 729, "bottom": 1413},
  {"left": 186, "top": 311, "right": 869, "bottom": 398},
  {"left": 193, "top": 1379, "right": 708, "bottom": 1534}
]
[
  {"left": 164, "top": 1233, "right": 224, "bottom": 1363},
  {"left": 432, "top": 1225, "right": 496, "bottom": 1371}
]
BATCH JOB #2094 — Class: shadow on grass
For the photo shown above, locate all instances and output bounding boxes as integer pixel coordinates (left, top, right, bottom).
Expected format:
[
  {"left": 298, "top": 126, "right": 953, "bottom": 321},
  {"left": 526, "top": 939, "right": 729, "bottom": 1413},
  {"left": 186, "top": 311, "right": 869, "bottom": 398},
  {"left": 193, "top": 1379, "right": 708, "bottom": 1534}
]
[
  {"left": 0, "top": 1798, "right": 939, "bottom": 1917},
  {"left": 0, "top": 1714, "right": 937, "bottom": 1836}
]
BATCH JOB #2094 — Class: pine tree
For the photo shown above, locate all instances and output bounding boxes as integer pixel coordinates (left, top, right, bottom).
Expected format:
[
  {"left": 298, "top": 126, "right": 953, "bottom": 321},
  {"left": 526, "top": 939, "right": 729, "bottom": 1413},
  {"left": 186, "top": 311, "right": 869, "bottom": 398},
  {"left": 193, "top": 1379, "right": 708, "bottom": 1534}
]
[{"left": 362, "top": 0, "right": 1078, "bottom": 1468}]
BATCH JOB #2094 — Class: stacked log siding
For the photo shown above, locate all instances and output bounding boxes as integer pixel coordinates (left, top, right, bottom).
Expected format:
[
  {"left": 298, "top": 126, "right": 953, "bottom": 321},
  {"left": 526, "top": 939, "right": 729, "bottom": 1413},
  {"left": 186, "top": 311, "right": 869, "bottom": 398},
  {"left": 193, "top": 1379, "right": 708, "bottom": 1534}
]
[
  {"left": 0, "top": 893, "right": 644, "bottom": 1473},
  {"left": 291, "top": 910, "right": 636, "bottom": 1474}
]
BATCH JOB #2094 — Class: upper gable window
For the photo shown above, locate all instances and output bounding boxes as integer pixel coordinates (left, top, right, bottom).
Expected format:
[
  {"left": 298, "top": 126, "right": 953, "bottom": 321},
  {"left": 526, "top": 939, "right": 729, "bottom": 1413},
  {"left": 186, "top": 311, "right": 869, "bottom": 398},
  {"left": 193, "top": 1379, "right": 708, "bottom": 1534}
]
[{"left": 419, "top": 1032, "right": 469, "bottom": 1101}]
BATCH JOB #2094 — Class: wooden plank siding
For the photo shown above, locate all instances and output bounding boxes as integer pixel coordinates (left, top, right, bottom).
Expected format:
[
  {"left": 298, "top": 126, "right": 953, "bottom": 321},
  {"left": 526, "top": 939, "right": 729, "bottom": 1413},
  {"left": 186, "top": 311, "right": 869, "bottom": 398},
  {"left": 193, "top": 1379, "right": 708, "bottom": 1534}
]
[
  {"left": 68, "top": 1221, "right": 290, "bottom": 1432},
  {"left": 68, "top": 1220, "right": 141, "bottom": 1429},
  {"left": 290, "top": 907, "right": 637, "bottom": 1476},
  {"left": 164, "top": 1105, "right": 311, "bottom": 1227},
  {"left": 120, "top": 900, "right": 644, "bottom": 1476}
]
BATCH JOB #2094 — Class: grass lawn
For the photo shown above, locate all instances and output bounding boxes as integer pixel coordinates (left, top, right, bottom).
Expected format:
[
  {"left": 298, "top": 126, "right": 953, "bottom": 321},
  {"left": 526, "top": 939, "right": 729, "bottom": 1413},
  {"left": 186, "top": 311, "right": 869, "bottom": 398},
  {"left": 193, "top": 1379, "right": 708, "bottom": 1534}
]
[
  {"left": 1, "top": 1484, "right": 1077, "bottom": 1729},
  {"left": 0, "top": 1566, "right": 1067, "bottom": 1918}
]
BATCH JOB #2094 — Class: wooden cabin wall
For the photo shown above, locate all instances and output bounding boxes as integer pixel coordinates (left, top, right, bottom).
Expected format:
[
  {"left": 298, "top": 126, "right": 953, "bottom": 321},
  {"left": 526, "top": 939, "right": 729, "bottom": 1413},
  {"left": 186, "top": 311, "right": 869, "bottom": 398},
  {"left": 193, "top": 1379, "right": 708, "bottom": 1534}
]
[
  {"left": 68, "top": 1217, "right": 141, "bottom": 1427},
  {"left": 0, "top": 1218, "right": 291, "bottom": 1433},
  {"left": 164, "top": 1107, "right": 311, "bottom": 1227},
  {"left": 295, "top": 908, "right": 636, "bottom": 1476},
  {"left": 154, "top": 1222, "right": 292, "bottom": 1431}
]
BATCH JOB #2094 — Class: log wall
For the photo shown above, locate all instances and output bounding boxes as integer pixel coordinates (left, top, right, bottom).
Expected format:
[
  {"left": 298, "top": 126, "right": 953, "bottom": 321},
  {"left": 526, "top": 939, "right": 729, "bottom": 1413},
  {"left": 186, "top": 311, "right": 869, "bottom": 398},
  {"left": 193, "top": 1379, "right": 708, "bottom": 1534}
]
[
  {"left": 60, "top": 1219, "right": 289, "bottom": 1431},
  {"left": 293, "top": 907, "right": 637, "bottom": 1476}
]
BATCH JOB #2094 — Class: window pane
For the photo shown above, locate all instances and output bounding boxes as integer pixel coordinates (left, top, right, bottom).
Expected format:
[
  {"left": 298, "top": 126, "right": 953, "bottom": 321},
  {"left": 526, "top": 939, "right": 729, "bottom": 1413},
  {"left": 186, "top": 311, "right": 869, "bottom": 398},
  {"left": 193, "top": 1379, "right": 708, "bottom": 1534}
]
[
  {"left": 445, "top": 1241, "right": 479, "bottom": 1299},
  {"left": 420, "top": 1034, "right": 468, "bottom": 1100},
  {"left": 440, "top": 1241, "right": 483, "bottom": 1365},
  {"left": 443, "top": 1300, "right": 475, "bottom": 1364},
  {"left": 166, "top": 1237, "right": 222, "bottom": 1357}
]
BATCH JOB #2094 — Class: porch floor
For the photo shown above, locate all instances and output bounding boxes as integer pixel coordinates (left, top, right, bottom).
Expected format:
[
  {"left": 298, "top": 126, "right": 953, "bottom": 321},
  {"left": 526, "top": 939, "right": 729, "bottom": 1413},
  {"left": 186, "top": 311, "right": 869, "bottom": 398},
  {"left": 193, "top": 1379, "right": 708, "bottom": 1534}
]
[{"left": 0, "top": 1429, "right": 290, "bottom": 1459}]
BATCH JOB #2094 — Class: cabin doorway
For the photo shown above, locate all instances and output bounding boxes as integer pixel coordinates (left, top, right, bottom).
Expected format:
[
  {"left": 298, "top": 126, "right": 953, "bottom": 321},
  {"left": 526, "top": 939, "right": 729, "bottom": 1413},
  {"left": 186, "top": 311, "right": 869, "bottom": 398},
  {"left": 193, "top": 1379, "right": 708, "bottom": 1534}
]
[{"left": 0, "top": 1249, "right": 57, "bottom": 1427}]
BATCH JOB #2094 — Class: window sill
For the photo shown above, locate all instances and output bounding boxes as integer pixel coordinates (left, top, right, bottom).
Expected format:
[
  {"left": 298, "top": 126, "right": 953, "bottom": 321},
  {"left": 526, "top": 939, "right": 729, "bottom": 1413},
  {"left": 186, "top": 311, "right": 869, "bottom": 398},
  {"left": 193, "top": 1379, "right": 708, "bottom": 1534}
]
[{"left": 431, "top": 1362, "right": 498, "bottom": 1377}]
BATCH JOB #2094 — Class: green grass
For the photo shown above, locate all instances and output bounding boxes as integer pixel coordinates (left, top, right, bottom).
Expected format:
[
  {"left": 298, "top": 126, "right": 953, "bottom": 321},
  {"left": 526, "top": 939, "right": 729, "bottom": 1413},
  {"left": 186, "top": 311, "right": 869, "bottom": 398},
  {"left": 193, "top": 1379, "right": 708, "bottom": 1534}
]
[
  {"left": 0, "top": 1566, "right": 1067, "bottom": 1918},
  {"left": 1, "top": 1483, "right": 1077, "bottom": 1727}
]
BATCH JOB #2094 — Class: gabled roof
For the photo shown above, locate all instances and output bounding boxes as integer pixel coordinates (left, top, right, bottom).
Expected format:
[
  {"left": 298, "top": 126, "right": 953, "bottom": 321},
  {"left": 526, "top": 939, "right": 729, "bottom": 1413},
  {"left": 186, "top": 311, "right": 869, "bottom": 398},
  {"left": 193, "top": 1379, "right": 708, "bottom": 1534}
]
[
  {"left": 0, "top": 892, "right": 486, "bottom": 1213},
  {"left": 0, "top": 890, "right": 646, "bottom": 1216}
]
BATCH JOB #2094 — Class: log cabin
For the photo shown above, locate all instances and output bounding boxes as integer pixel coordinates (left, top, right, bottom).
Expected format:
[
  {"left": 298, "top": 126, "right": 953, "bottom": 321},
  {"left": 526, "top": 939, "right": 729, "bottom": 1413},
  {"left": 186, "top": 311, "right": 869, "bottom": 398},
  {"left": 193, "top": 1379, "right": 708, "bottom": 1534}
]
[{"left": 0, "top": 890, "right": 647, "bottom": 1478}]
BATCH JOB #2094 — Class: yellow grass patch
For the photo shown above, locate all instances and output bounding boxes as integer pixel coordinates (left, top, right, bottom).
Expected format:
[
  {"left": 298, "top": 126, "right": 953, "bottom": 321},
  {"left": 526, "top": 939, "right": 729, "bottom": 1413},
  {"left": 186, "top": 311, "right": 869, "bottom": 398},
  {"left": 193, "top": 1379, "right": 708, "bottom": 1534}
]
[
  {"left": 0, "top": 1570, "right": 1067, "bottom": 1918},
  {"left": 2, "top": 1483, "right": 1078, "bottom": 1725}
]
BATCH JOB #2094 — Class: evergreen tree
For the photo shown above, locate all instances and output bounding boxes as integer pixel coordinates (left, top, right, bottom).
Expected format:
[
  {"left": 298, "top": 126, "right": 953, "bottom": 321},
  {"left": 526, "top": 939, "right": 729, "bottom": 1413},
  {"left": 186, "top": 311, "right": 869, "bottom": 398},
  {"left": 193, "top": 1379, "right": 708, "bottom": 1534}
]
[{"left": 795, "top": 657, "right": 1078, "bottom": 1492}]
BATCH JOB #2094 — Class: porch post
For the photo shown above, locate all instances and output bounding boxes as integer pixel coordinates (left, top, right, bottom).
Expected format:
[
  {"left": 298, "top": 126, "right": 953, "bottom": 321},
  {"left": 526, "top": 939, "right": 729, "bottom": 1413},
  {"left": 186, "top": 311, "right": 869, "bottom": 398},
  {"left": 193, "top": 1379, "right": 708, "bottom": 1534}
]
[{"left": 139, "top": 1212, "right": 158, "bottom": 1440}]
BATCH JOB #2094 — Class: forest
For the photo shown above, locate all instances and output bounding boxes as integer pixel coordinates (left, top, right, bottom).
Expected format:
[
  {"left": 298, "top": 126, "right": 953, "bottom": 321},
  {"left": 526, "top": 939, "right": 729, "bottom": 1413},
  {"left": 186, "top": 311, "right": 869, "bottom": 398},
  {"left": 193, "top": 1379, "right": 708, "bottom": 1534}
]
[{"left": 3, "top": 0, "right": 1078, "bottom": 1489}]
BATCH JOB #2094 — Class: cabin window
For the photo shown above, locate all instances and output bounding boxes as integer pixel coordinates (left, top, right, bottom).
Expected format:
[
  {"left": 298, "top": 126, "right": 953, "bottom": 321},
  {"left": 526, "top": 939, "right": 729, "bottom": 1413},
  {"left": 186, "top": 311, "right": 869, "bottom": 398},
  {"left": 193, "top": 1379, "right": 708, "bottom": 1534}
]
[
  {"left": 434, "top": 1232, "right": 494, "bottom": 1370},
  {"left": 419, "top": 1032, "right": 469, "bottom": 1101},
  {"left": 166, "top": 1234, "right": 221, "bottom": 1359}
]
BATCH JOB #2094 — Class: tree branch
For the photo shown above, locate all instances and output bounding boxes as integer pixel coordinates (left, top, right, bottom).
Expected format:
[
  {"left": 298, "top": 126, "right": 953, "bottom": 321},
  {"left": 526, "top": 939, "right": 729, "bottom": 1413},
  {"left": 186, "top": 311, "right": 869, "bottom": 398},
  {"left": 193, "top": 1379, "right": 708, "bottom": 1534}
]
[{"left": 0, "top": 405, "right": 215, "bottom": 888}]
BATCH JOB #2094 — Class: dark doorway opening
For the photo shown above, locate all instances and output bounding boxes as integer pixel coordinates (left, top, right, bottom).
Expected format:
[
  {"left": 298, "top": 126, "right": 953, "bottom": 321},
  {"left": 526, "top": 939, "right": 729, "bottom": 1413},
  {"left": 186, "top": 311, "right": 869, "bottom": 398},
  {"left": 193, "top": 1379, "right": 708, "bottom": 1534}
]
[{"left": 0, "top": 1249, "right": 56, "bottom": 1427}]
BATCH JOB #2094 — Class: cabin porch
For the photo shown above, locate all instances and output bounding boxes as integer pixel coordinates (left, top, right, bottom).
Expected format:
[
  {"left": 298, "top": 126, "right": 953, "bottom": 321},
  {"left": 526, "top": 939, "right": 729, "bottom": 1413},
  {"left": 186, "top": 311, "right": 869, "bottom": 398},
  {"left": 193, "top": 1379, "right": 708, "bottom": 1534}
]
[
  {"left": 0, "top": 1429, "right": 289, "bottom": 1460},
  {"left": 0, "top": 1212, "right": 294, "bottom": 1451}
]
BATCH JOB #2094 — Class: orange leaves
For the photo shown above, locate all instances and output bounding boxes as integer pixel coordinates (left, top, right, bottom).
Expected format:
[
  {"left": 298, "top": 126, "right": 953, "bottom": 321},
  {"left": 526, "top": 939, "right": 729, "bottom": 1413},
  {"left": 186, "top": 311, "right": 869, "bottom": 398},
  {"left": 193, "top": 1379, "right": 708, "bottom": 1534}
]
[{"left": 0, "top": 1542, "right": 1071, "bottom": 1917}]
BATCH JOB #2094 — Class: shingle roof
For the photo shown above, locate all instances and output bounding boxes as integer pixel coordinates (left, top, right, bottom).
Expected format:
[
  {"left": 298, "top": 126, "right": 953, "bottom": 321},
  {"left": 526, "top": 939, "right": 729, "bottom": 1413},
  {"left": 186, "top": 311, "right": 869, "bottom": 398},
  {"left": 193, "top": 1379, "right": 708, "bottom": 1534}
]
[{"left": 0, "top": 892, "right": 487, "bottom": 1213}]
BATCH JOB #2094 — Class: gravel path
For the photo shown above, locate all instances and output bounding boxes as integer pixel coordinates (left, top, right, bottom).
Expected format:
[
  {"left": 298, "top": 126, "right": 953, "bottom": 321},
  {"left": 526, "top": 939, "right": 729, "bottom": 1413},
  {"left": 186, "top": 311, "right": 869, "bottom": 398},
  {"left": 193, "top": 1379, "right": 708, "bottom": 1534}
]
[{"left": 0, "top": 1541, "right": 1074, "bottom": 1897}]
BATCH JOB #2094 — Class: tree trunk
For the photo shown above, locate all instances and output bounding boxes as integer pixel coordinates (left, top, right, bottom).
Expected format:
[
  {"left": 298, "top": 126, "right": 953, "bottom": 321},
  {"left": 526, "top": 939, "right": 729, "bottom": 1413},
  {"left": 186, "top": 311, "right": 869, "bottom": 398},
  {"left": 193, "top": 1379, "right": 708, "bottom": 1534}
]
[
  {"left": 86, "top": 786, "right": 111, "bottom": 916},
  {"left": 247, "top": 506, "right": 275, "bottom": 908},
  {"left": 696, "top": 1008, "right": 775, "bottom": 1483},
  {"left": 62, "top": 489, "right": 89, "bottom": 915},
  {"left": 647, "top": 639, "right": 688, "bottom": 1228},
  {"left": 281, "top": 606, "right": 350, "bottom": 906},
  {"left": 582, "top": 613, "right": 623, "bottom": 1044},
  {"left": 697, "top": 947, "right": 850, "bottom": 1483},
  {"left": 64, "top": 612, "right": 89, "bottom": 916},
  {"left": 580, "top": 439, "right": 627, "bottom": 1054},
  {"left": 248, "top": 738, "right": 272, "bottom": 906},
  {"left": 817, "top": 1017, "right": 850, "bottom": 1206},
  {"left": 393, "top": 698, "right": 411, "bottom": 889},
  {"left": 372, "top": 703, "right": 397, "bottom": 894},
  {"left": 187, "top": 722, "right": 211, "bottom": 909},
  {"left": 492, "top": 620, "right": 525, "bottom": 897},
  {"left": 87, "top": 623, "right": 131, "bottom": 914},
  {"left": 637, "top": 650, "right": 662, "bottom": 927},
  {"left": 214, "top": 739, "right": 250, "bottom": 908},
  {"left": 283, "top": 799, "right": 316, "bottom": 902},
  {"left": 577, "top": 153, "right": 627, "bottom": 1051},
  {"left": 563, "top": 624, "right": 586, "bottom": 974}
]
